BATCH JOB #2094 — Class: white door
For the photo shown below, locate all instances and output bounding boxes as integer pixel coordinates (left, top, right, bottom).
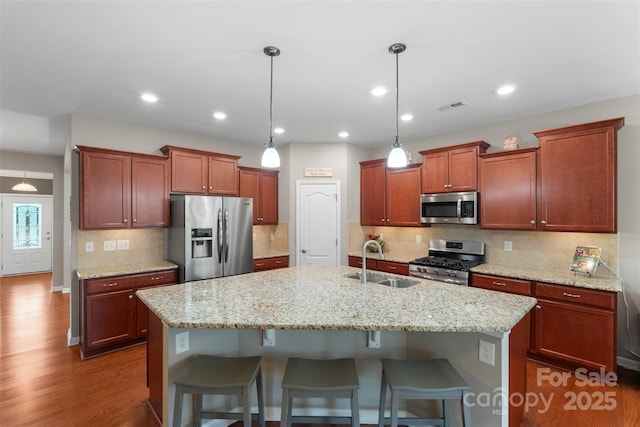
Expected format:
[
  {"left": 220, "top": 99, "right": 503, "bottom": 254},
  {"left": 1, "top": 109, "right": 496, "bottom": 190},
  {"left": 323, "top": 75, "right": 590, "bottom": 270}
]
[
  {"left": 296, "top": 180, "right": 340, "bottom": 266},
  {"left": 1, "top": 195, "right": 53, "bottom": 275}
]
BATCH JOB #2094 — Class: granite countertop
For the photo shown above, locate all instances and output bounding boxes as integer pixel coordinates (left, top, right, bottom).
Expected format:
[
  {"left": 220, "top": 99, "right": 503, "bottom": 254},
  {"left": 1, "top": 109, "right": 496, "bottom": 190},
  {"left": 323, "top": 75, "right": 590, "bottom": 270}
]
[
  {"left": 77, "top": 261, "right": 178, "bottom": 280},
  {"left": 471, "top": 263, "right": 622, "bottom": 293},
  {"left": 254, "top": 251, "right": 290, "bottom": 260},
  {"left": 137, "top": 264, "right": 536, "bottom": 333},
  {"left": 347, "top": 251, "right": 417, "bottom": 264}
]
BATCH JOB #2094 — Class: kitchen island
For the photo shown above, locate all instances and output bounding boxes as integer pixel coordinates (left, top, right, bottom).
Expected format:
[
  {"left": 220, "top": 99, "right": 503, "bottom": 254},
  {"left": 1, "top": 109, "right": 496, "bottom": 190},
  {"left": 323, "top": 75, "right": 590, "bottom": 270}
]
[{"left": 137, "top": 264, "right": 536, "bottom": 427}]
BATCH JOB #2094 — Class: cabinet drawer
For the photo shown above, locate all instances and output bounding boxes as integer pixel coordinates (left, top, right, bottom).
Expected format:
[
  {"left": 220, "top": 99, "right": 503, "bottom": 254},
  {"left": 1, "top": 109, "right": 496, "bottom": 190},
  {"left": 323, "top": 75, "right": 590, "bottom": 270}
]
[
  {"left": 376, "top": 261, "right": 409, "bottom": 275},
  {"left": 134, "top": 270, "right": 177, "bottom": 288},
  {"left": 348, "top": 256, "right": 376, "bottom": 269},
  {"left": 534, "top": 282, "right": 615, "bottom": 310},
  {"left": 85, "top": 276, "right": 136, "bottom": 295},
  {"left": 472, "top": 274, "right": 532, "bottom": 296},
  {"left": 254, "top": 256, "right": 289, "bottom": 272}
]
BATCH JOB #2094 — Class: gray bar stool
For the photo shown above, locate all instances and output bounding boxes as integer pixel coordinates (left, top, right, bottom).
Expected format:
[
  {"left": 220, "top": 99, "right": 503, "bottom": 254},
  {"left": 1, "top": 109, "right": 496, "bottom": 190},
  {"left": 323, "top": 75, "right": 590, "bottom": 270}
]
[
  {"left": 172, "top": 355, "right": 265, "bottom": 427},
  {"left": 378, "top": 358, "right": 471, "bottom": 427},
  {"left": 280, "top": 357, "right": 360, "bottom": 427}
]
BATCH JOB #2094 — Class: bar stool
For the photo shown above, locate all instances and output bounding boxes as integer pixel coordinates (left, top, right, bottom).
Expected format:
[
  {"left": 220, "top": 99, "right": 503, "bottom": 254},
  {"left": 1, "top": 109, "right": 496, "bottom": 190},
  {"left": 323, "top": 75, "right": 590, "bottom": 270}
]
[
  {"left": 280, "top": 357, "right": 360, "bottom": 427},
  {"left": 172, "top": 355, "right": 265, "bottom": 427},
  {"left": 378, "top": 358, "right": 471, "bottom": 427}
]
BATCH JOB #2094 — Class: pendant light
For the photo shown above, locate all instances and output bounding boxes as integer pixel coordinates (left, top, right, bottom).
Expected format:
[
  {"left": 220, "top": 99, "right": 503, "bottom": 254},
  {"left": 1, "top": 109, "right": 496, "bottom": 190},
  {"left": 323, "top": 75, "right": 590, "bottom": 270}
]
[
  {"left": 12, "top": 172, "right": 37, "bottom": 192},
  {"left": 261, "top": 46, "right": 281, "bottom": 168},
  {"left": 387, "top": 43, "right": 408, "bottom": 168}
]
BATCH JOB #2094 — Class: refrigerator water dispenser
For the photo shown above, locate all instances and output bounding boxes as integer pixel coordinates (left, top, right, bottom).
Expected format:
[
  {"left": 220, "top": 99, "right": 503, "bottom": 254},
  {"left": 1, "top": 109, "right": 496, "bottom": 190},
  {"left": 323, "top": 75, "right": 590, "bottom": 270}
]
[{"left": 191, "top": 228, "right": 213, "bottom": 258}]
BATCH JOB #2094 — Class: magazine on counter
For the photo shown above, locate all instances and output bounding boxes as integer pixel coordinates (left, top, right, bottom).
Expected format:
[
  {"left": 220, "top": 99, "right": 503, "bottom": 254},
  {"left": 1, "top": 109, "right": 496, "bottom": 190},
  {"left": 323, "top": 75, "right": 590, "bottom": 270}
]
[{"left": 570, "top": 246, "right": 602, "bottom": 276}]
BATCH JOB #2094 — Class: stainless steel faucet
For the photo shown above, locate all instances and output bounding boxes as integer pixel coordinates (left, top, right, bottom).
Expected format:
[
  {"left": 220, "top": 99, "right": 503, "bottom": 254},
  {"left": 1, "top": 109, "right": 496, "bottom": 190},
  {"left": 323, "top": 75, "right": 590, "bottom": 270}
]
[{"left": 362, "top": 239, "right": 384, "bottom": 284}]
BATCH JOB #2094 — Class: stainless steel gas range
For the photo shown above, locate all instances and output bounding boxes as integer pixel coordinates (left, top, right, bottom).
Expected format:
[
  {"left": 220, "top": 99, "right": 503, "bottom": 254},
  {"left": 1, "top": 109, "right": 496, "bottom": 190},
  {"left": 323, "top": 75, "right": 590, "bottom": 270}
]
[{"left": 408, "top": 239, "right": 485, "bottom": 286}]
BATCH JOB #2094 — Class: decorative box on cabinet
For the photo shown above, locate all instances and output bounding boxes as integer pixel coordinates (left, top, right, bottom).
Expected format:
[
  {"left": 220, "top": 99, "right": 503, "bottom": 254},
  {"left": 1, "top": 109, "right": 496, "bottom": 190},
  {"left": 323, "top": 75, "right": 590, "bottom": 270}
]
[
  {"left": 160, "top": 145, "right": 240, "bottom": 196},
  {"left": 419, "top": 141, "right": 489, "bottom": 194},
  {"left": 80, "top": 269, "right": 176, "bottom": 359},
  {"left": 359, "top": 159, "right": 421, "bottom": 226},
  {"left": 239, "top": 166, "right": 279, "bottom": 225},
  {"left": 253, "top": 256, "right": 289, "bottom": 272},
  {"left": 76, "top": 146, "right": 170, "bottom": 229},
  {"left": 479, "top": 148, "right": 538, "bottom": 230},
  {"left": 533, "top": 117, "right": 624, "bottom": 233}
]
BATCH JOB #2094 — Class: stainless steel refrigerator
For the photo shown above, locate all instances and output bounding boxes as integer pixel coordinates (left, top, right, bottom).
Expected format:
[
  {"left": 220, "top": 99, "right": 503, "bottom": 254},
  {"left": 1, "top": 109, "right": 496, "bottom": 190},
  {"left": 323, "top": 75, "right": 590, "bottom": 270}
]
[{"left": 167, "top": 195, "right": 253, "bottom": 283}]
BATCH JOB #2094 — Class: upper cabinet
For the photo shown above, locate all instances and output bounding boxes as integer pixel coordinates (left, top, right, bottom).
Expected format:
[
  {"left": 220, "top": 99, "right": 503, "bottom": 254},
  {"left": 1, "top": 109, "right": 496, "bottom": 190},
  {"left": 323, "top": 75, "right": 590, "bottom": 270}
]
[
  {"left": 77, "top": 146, "right": 170, "bottom": 230},
  {"left": 419, "top": 141, "right": 489, "bottom": 194},
  {"left": 534, "top": 117, "right": 624, "bottom": 233},
  {"left": 160, "top": 145, "right": 240, "bottom": 195},
  {"left": 238, "top": 166, "right": 279, "bottom": 225},
  {"left": 360, "top": 159, "right": 421, "bottom": 226},
  {"left": 479, "top": 148, "right": 538, "bottom": 230}
]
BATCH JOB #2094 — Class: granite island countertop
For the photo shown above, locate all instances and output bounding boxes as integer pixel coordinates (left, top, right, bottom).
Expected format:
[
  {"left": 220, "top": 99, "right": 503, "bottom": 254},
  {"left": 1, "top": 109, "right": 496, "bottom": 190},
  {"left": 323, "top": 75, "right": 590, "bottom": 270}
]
[
  {"left": 137, "top": 264, "right": 536, "bottom": 333},
  {"left": 77, "top": 261, "right": 178, "bottom": 280},
  {"left": 470, "top": 263, "right": 622, "bottom": 293}
]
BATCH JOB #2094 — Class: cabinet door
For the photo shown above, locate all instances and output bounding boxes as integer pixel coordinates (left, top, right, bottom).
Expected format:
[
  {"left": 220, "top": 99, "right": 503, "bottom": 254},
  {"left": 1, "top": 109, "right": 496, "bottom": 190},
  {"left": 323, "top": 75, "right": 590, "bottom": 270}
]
[
  {"left": 472, "top": 273, "right": 532, "bottom": 296},
  {"left": 421, "top": 152, "right": 448, "bottom": 193},
  {"left": 479, "top": 150, "right": 537, "bottom": 230},
  {"left": 360, "top": 160, "right": 386, "bottom": 225},
  {"left": 208, "top": 156, "right": 238, "bottom": 195},
  {"left": 532, "top": 299, "right": 615, "bottom": 372},
  {"left": 170, "top": 151, "right": 207, "bottom": 193},
  {"left": 376, "top": 260, "right": 409, "bottom": 275},
  {"left": 348, "top": 256, "right": 376, "bottom": 270},
  {"left": 536, "top": 121, "right": 620, "bottom": 232},
  {"left": 239, "top": 168, "right": 261, "bottom": 224},
  {"left": 448, "top": 147, "right": 479, "bottom": 191},
  {"left": 385, "top": 165, "right": 421, "bottom": 226},
  {"left": 85, "top": 290, "right": 136, "bottom": 348},
  {"left": 260, "top": 171, "right": 279, "bottom": 224},
  {"left": 131, "top": 156, "right": 170, "bottom": 227},
  {"left": 80, "top": 151, "right": 131, "bottom": 229}
]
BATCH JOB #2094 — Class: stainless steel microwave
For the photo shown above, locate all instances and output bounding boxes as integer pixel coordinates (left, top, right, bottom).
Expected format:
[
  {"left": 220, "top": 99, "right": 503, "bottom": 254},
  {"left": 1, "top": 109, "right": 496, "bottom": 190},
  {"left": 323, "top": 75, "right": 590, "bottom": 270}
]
[{"left": 420, "top": 191, "right": 478, "bottom": 225}]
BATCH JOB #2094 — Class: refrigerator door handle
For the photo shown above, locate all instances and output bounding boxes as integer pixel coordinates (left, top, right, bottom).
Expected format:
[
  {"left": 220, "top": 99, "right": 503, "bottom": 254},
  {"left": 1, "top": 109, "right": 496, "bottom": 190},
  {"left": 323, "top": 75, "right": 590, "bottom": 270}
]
[
  {"left": 224, "top": 208, "right": 230, "bottom": 262},
  {"left": 217, "top": 208, "right": 223, "bottom": 264}
]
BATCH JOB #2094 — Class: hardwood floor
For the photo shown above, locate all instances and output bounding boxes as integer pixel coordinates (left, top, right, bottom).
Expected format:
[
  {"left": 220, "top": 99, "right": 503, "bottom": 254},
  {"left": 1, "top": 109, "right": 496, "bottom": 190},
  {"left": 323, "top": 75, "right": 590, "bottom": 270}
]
[{"left": 1, "top": 273, "right": 638, "bottom": 426}]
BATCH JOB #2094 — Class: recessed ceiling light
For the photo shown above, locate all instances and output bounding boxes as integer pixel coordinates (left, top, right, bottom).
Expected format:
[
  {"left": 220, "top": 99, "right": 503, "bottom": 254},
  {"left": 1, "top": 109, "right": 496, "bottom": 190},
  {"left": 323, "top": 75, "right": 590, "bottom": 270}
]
[
  {"left": 140, "top": 93, "right": 158, "bottom": 103},
  {"left": 338, "top": 131, "right": 349, "bottom": 138},
  {"left": 400, "top": 114, "right": 413, "bottom": 122},
  {"left": 496, "top": 84, "right": 516, "bottom": 95},
  {"left": 273, "top": 127, "right": 285, "bottom": 134},
  {"left": 370, "top": 86, "right": 388, "bottom": 97},
  {"left": 212, "top": 112, "right": 227, "bottom": 120}
]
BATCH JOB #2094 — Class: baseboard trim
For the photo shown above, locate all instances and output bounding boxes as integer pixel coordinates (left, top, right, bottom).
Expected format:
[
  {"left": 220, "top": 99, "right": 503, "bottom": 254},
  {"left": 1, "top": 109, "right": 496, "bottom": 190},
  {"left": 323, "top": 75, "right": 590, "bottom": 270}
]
[
  {"left": 61, "top": 287, "right": 70, "bottom": 294},
  {"left": 52, "top": 286, "right": 63, "bottom": 292},
  {"left": 617, "top": 356, "right": 640, "bottom": 371},
  {"left": 67, "top": 329, "right": 79, "bottom": 347}
]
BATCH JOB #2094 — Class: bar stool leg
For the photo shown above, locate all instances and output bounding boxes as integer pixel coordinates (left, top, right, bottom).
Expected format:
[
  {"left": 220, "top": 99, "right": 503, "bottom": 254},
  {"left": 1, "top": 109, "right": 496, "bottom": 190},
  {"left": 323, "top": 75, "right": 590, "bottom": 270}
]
[
  {"left": 241, "top": 385, "right": 251, "bottom": 427},
  {"left": 390, "top": 390, "right": 400, "bottom": 427},
  {"left": 443, "top": 399, "right": 450, "bottom": 427},
  {"left": 257, "top": 366, "right": 266, "bottom": 427},
  {"left": 462, "top": 390, "right": 472, "bottom": 427},
  {"left": 351, "top": 389, "right": 360, "bottom": 427},
  {"left": 193, "top": 394, "right": 203, "bottom": 427},
  {"left": 173, "top": 385, "right": 184, "bottom": 427},
  {"left": 280, "top": 388, "right": 290, "bottom": 427},
  {"left": 378, "top": 372, "right": 387, "bottom": 427}
]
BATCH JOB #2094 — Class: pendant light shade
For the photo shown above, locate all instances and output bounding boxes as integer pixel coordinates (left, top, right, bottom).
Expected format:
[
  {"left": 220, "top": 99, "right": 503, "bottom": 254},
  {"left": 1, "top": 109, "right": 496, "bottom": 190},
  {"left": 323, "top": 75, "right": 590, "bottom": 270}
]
[
  {"left": 261, "top": 46, "right": 281, "bottom": 168},
  {"left": 12, "top": 172, "right": 37, "bottom": 192},
  {"left": 387, "top": 43, "right": 408, "bottom": 168}
]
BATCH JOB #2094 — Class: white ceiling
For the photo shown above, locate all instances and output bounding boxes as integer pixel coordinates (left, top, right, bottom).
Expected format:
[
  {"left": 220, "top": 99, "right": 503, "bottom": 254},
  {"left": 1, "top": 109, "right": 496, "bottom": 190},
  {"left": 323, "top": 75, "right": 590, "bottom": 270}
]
[{"left": 1, "top": 1, "right": 639, "bottom": 156}]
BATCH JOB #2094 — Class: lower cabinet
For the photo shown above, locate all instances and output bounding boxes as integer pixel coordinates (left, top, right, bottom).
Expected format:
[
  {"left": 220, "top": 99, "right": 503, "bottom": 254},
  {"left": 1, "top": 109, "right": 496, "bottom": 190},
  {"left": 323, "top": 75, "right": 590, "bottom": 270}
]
[
  {"left": 471, "top": 273, "right": 616, "bottom": 372},
  {"left": 348, "top": 256, "right": 409, "bottom": 275},
  {"left": 80, "top": 269, "right": 176, "bottom": 359},
  {"left": 253, "top": 256, "right": 289, "bottom": 272}
]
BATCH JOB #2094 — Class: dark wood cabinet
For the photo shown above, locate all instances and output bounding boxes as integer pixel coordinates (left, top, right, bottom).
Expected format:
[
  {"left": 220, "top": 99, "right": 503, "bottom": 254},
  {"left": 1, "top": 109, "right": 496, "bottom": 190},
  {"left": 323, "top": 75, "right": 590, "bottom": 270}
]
[
  {"left": 160, "top": 145, "right": 240, "bottom": 195},
  {"left": 80, "top": 269, "right": 176, "bottom": 358},
  {"left": 419, "top": 141, "right": 489, "bottom": 194},
  {"left": 472, "top": 273, "right": 532, "bottom": 296},
  {"left": 348, "top": 256, "right": 409, "bottom": 275},
  {"left": 479, "top": 148, "right": 537, "bottom": 230},
  {"left": 253, "top": 256, "right": 289, "bottom": 272},
  {"left": 360, "top": 159, "right": 421, "bottom": 226},
  {"left": 534, "top": 117, "right": 624, "bottom": 233},
  {"left": 239, "top": 166, "right": 279, "bottom": 225},
  {"left": 77, "top": 146, "right": 169, "bottom": 230}
]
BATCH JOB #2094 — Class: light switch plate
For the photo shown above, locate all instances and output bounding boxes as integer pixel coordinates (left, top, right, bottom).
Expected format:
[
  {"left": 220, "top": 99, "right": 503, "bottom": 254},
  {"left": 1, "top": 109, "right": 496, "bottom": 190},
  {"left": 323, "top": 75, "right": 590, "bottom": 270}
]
[
  {"left": 117, "top": 240, "right": 129, "bottom": 250},
  {"left": 85, "top": 241, "right": 94, "bottom": 252},
  {"left": 504, "top": 240, "right": 513, "bottom": 252},
  {"left": 103, "top": 240, "right": 116, "bottom": 251}
]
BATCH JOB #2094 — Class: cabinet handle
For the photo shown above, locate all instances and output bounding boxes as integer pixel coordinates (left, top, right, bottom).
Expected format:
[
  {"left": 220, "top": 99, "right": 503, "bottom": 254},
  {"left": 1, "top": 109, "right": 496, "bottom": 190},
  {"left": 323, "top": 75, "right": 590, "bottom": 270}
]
[
  {"left": 562, "top": 292, "right": 581, "bottom": 299},
  {"left": 151, "top": 276, "right": 163, "bottom": 281},
  {"left": 530, "top": 220, "right": 536, "bottom": 225},
  {"left": 492, "top": 281, "right": 506, "bottom": 286},
  {"left": 133, "top": 218, "right": 137, "bottom": 223},
  {"left": 202, "top": 186, "right": 206, "bottom": 189},
  {"left": 103, "top": 283, "right": 118, "bottom": 287},
  {"left": 256, "top": 263, "right": 264, "bottom": 267},
  {"left": 128, "top": 295, "right": 133, "bottom": 300},
  {"left": 123, "top": 218, "right": 128, "bottom": 223},
  {"left": 275, "top": 260, "right": 283, "bottom": 264},
  {"left": 444, "top": 184, "right": 448, "bottom": 189},
  {"left": 387, "top": 266, "right": 397, "bottom": 270},
  {"left": 209, "top": 186, "right": 213, "bottom": 190},
  {"left": 541, "top": 220, "right": 547, "bottom": 225},
  {"left": 536, "top": 305, "right": 541, "bottom": 310}
]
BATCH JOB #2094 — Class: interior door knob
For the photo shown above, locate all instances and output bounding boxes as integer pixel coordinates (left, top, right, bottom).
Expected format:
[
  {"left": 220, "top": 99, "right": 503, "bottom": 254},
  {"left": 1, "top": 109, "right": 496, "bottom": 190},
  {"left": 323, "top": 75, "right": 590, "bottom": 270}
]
[{"left": 301, "top": 249, "right": 307, "bottom": 253}]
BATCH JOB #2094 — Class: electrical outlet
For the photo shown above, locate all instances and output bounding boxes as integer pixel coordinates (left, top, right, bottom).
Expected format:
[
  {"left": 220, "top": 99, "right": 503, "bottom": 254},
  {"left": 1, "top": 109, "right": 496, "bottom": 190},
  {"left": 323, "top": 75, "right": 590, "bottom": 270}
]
[
  {"left": 367, "top": 331, "right": 381, "bottom": 348},
  {"left": 479, "top": 340, "right": 495, "bottom": 366},
  {"left": 262, "top": 329, "right": 275, "bottom": 347},
  {"left": 504, "top": 241, "right": 513, "bottom": 252},
  {"left": 416, "top": 235, "right": 421, "bottom": 244},
  {"left": 103, "top": 240, "right": 116, "bottom": 251},
  {"left": 175, "top": 331, "right": 189, "bottom": 354},
  {"left": 117, "top": 239, "right": 129, "bottom": 250},
  {"left": 85, "top": 241, "right": 94, "bottom": 252}
]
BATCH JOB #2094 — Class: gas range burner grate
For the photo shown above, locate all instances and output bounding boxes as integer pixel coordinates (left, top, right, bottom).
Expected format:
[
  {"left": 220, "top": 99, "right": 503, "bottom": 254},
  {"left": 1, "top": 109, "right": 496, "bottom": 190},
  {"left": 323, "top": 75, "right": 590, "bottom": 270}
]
[{"left": 411, "top": 256, "right": 482, "bottom": 272}]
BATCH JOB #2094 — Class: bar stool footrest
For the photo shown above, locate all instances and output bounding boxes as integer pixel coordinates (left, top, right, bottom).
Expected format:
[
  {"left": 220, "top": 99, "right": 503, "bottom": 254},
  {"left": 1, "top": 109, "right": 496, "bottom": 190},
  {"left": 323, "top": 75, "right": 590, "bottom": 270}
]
[
  {"left": 380, "top": 417, "right": 445, "bottom": 426},
  {"left": 291, "top": 416, "right": 356, "bottom": 424}
]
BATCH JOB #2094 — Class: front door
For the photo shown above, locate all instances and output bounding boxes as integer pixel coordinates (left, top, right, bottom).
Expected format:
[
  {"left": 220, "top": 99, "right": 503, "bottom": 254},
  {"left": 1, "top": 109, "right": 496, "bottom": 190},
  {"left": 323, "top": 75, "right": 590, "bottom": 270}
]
[
  {"left": 1, "top": 195, "right": 53, "bottom": 275},
  {"left": 296, "top": 180, "right": 340, "bottom": 266}
]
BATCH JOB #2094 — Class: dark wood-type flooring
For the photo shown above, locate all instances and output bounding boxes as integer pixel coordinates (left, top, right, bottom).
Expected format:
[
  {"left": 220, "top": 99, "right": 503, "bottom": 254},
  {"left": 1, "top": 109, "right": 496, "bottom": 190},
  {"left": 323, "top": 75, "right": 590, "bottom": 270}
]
[{"left": 1, "top": 273, "right": 638, "bottom": 426}]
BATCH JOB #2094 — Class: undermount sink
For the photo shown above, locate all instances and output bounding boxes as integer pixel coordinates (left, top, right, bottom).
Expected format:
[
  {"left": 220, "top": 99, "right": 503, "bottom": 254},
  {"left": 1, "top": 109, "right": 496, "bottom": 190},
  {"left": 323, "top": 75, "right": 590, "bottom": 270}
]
[{"left": 344, "top": 272, "right": 420, "bottom": 288}]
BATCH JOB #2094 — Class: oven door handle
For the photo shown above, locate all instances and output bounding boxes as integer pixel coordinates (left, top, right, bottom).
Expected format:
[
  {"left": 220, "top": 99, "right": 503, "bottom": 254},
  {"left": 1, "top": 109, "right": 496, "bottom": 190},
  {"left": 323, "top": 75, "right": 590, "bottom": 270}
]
[{"left": 456, "top": 198, "right": 462, "bottom": 222}]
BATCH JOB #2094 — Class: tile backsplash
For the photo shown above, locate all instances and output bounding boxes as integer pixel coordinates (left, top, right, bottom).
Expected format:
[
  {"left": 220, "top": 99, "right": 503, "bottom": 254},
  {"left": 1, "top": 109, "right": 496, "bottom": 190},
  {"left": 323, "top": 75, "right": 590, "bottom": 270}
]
[
  {"left": 253, "top": 222, "right": 289, "bottom": 257},
  {"left": 77, "top": 229, "right": 164, "bottom": 269}
]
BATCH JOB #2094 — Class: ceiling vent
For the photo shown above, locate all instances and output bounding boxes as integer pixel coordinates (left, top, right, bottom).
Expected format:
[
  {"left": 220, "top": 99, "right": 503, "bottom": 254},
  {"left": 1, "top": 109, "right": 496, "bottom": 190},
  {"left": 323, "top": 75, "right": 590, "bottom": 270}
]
[{"left": 436, "top": 100, "right": 468, "bottom": 112}]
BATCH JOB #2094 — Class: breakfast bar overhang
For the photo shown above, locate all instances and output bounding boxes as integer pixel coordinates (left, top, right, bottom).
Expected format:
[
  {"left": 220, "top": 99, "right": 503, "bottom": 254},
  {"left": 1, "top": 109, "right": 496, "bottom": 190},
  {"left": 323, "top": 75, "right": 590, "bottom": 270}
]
[{"left": 137, "top": 264, "right": 536, "bottom": 427}]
